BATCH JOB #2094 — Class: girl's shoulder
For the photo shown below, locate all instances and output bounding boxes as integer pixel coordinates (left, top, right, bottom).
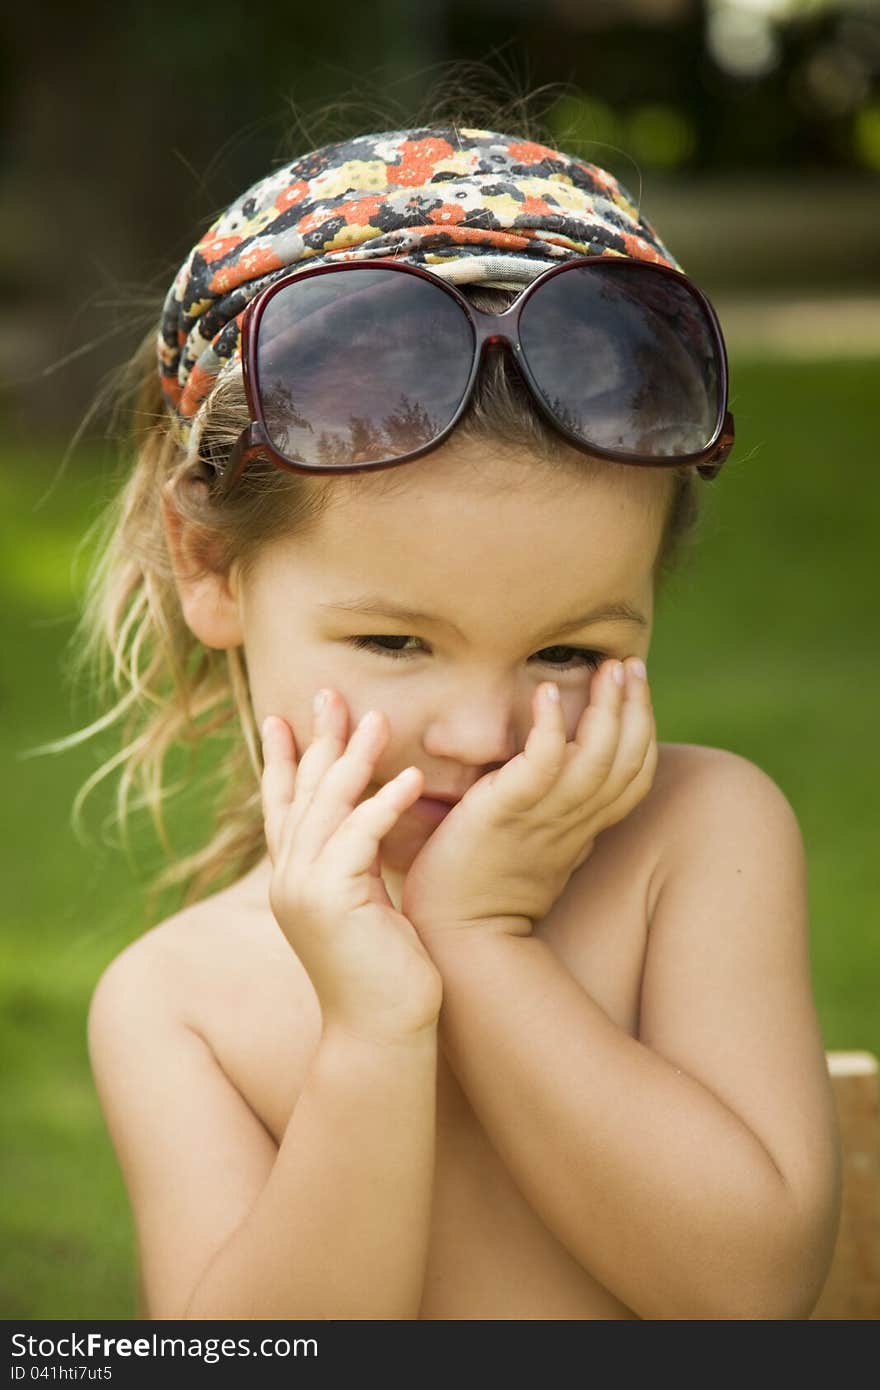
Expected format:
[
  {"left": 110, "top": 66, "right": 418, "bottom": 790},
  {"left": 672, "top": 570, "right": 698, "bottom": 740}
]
[
  {"left": 645, "top": 738, "right": 790, "bottom": 835},
  {"left": 90, "top": 860, "right": 300, "bottom": 1037},
  {"left": 652, "top": 736, "right": 762, "bottom": 793},
  {"left": 571, "top": 738, "right": 795, "bottom": 927},
  {"left": 647, "top": 738, "right": 793, "bottom": 829},
  {"left": 642, "top": 739, "right": 803, "bottom": 929}
]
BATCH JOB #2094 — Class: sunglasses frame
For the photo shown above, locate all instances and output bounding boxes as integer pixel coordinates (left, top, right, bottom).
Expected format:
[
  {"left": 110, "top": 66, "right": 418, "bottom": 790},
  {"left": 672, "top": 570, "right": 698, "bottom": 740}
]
[{"left": 220, "top": 254, "right": 735, "bottom": 494}]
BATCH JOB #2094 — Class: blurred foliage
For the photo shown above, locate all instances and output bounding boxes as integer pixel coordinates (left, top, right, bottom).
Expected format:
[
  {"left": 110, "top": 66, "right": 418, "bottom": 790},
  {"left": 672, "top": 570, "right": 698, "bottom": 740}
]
[
  {"left": 2, "top": 0, "right": 878, "bottom": 1321},
  {"left": 1, "top": 350, "right": 878, "bottom": 1316},
  {"left": 1, "top": 1, "right": 878, "bottom": 431}
]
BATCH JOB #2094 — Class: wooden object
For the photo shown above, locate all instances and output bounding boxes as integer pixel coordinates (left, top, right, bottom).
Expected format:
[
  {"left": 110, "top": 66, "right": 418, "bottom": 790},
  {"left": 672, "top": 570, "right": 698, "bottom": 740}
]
[{"left": 810, "top": 1051, "right": 880, "bottom": 1319}]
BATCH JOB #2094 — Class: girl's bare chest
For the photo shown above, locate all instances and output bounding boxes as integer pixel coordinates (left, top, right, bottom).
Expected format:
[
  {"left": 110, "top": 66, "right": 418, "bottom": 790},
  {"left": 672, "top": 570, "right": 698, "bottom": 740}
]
[{"left": 191, "top": 818, "right": 656, "bottom": 1318}]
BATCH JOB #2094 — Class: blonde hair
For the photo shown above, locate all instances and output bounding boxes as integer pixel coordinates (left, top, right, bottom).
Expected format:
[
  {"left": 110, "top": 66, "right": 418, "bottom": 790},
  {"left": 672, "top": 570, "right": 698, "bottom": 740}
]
[{"left": 41, "top": 130, "right": 704, "bottom": 930}]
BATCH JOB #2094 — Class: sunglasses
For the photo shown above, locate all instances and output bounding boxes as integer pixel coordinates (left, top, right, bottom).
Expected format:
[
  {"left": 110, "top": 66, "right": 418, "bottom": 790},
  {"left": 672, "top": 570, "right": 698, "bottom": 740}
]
[{"left": 218, "top": 255, "right": 735, "bottom": 492}]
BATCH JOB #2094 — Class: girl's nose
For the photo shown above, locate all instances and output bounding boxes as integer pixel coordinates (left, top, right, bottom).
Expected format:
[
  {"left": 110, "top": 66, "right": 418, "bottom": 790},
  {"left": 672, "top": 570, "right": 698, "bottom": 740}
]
[{"left": 420, "top": 697, "right": 521, "bottom": 768}]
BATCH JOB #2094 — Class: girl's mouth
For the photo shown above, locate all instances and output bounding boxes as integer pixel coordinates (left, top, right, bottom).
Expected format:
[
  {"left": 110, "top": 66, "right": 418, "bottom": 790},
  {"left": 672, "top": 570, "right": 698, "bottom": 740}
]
[{"left": 410, "top": 797, "right": 455, "bottom": 822}]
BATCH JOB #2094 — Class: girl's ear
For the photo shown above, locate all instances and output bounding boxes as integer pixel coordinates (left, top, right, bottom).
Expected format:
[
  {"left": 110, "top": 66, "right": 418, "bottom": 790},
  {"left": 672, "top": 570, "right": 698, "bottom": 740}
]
[{"left": 160, "top": 479, "right": 244, "bottom": 650}]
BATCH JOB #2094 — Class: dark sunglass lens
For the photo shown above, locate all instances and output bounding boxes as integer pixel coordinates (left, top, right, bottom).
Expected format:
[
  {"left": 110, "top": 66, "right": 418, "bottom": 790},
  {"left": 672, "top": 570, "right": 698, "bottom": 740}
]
[
  {"left": 256, "top": 269, "right": 474, "bottom": 466},
  {"left": 518, "top": 264, "right": 721, "bottom": 458}
]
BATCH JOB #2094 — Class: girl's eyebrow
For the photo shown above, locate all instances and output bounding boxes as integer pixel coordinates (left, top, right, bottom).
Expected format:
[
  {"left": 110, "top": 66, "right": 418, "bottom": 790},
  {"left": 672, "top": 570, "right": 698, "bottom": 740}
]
[{"left": 318, "top": 596, "right": 648, "bottom": 641}]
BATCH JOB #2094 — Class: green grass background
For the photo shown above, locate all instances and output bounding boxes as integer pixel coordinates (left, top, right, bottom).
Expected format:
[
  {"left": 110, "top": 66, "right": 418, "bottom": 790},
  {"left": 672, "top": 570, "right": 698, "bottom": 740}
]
[{"left": 2, "top": 354, "right": 878, "bottom": 1318}]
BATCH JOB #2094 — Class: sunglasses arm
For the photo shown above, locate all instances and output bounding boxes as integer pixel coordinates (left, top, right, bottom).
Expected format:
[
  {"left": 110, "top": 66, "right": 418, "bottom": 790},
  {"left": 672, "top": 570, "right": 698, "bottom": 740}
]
[
  {"left": 696, "top": 410, "right": 735, "bottom": 480},
  {"left": 220, "top": 421, "right": 270, "bottom": 491}
]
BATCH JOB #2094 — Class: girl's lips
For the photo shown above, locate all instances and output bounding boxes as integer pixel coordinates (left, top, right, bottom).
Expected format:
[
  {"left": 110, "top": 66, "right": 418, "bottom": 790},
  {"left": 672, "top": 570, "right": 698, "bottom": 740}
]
[{"left": 410, "top": 796, "right": 455, "bottom": 822}]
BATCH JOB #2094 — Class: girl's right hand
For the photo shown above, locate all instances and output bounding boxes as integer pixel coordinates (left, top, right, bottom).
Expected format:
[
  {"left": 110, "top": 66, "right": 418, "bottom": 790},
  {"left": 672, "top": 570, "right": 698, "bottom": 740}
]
[{"left": 259, "top": 692, "right": 443, "bottom": 1045}]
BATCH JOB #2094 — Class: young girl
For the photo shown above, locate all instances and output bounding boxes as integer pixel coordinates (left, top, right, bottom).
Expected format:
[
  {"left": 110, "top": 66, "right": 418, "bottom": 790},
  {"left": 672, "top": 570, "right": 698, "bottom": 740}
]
[{"left": 83, "top": 123, "right": 841, "bottom": 1320}]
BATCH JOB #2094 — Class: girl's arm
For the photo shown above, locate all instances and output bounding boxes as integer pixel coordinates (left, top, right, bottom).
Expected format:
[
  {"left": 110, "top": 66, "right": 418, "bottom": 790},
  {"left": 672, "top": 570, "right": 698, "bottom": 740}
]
[
  {"left": 415, "top": 749, "right": 842, "bottom": 1320},
  {"left": 88, "top": 944, "right": 438, "bottom": 1321}
]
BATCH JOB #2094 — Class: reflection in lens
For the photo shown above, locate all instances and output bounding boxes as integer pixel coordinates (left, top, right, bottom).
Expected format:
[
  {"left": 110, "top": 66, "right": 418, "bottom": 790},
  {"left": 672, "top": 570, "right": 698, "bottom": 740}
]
[
  {"left": 518, "top": 264, "right": 720, "bottom": 457},
  {"left": 257, "top": 270, "right": 474, "bottom": 465}
]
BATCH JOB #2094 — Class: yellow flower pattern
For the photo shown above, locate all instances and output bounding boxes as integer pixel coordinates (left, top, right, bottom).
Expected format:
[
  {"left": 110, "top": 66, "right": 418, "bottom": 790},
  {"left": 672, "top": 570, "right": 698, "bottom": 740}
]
[{"left": 158, "top": 125, "right": 682, "bottom": 440}]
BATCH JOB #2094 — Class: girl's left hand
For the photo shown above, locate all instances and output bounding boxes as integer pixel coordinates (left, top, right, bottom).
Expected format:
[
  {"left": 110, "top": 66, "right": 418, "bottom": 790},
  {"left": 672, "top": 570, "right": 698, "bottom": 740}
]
[{"left": 400, "top": 657, "right": 657, "bottom": 939}]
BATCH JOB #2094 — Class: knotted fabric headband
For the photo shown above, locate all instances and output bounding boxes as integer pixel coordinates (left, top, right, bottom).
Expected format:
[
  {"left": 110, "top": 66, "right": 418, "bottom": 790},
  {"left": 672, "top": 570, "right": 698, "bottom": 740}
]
[{"left": 157, "top": 126, "right": 684, "bottom": 450}]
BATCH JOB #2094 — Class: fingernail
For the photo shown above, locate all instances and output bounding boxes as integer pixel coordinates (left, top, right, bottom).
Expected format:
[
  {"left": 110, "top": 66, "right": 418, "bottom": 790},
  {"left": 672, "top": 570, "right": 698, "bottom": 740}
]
[
  {"left": 261, "top": 717, "right": 272, "bottom": 740},
  {"left": 544, "top": 682, "right": 560, "bottom": 703},
  {"left": 629, "top": 658, "right": 647, "bottom": 681},
  {"left": 313, "top": 689, "right": 328, "bottom": 716},
  {"left": 612, "top": 662, "right": 626, "bottom": 687}
]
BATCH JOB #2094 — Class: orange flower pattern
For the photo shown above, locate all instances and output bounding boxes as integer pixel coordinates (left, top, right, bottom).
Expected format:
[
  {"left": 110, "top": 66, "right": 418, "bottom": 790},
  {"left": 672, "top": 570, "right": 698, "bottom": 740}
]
[{"left": 157, "top": 126, "right": 683, "bottom": 444}]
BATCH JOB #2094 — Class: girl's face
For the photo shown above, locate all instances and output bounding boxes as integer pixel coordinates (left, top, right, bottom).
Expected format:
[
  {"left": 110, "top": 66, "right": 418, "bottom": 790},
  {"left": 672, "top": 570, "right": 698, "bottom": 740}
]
[{"left": 231, "top": 437, "right": 670, "bottom": 883}]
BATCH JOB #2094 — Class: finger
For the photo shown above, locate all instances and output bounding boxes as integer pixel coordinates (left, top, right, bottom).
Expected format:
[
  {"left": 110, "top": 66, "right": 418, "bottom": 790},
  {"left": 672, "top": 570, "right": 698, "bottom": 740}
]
[
  {"left": 498, "top": 681, "right": 568, "bottom": 811},
  {"left": 592, "top": 670, "right": 658, "bottom": 831},
  {"left": 560, "top": 658, "right": 627, "bottom": 802},
  {"left": 260, "top": 716, "right": 299, "bottom": 863},
  {"left": 322, "top": 766, "right": 424, "bottom": 879},
  {"left": 602, "top": 658, "right": 655, "bottom": 797},
  {"left": 572, "top": 658, "right": 626, "bottom": 750},
  {"left": 287, "top": 689, "right": 351, "bottom": 823},
  {"left": 291, "top": 708, "right": 393, "bottom": 864},
  {"left": 600, "top": 721, "right": 659, "bottom": 829}
]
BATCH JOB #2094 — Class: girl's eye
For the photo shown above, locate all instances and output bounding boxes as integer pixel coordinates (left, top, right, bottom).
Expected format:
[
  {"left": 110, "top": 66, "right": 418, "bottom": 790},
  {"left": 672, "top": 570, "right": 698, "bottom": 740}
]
[
  {"left": 537, "top": 645, "right": 604, "bottom": 672},
  {"left": 347, "top": 635, "right": 605, "bottom": 671}
]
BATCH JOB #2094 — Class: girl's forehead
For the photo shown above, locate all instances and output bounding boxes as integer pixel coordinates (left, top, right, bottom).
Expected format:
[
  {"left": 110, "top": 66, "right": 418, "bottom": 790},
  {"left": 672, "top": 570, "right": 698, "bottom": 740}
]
[
  {"left": 256, "top": 455, "right": 668, "bottom": 604},
  {"left": 317, "top": 447, "right": 673, "bottom": 539}
]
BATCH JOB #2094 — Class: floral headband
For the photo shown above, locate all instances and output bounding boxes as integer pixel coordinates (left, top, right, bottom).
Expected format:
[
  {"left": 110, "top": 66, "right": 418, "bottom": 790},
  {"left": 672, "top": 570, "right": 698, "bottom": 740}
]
[{"left": 156, "top": 125, "right": 683, "bottom": 450}]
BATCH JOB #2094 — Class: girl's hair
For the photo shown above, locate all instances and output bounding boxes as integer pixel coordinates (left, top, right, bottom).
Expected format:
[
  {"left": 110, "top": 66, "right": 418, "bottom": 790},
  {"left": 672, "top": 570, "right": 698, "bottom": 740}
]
[{"left": 53, "top": 109, "right": 704, "bottom": 928}]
